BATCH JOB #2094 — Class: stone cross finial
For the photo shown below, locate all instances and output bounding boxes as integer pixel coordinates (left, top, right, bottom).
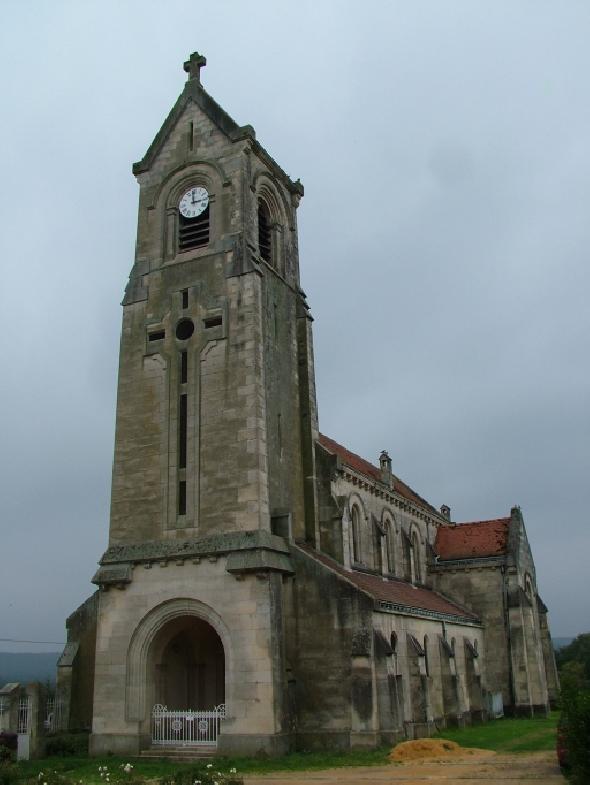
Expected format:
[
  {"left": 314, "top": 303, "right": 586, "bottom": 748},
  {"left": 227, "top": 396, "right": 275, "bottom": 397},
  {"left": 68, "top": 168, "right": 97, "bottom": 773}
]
[{"left": 184, "top": 52, "right": 207, "bottom": 83}]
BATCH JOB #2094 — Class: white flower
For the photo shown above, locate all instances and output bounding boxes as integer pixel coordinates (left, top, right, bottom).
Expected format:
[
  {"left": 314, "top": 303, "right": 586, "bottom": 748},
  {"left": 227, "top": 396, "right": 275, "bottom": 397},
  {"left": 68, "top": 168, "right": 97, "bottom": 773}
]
[
  {"left": 230, "top": 768, "right": 237, "bottom": 774},
  {"left": 123, "top": 764, "right": 133, "bottom": 774},
  {"left": 206, "top": 764, "right": 213, "bottom": 768}
]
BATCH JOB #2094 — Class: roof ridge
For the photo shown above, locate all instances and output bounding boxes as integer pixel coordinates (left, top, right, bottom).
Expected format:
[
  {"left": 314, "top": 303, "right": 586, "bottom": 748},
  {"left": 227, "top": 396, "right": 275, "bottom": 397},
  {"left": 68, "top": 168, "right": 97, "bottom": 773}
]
[
  {"left": 318, "top": 433, "right": 438, "bottom": 515},
  {"left": 451, "top": 516, "right": 511, "bottom": 527}
]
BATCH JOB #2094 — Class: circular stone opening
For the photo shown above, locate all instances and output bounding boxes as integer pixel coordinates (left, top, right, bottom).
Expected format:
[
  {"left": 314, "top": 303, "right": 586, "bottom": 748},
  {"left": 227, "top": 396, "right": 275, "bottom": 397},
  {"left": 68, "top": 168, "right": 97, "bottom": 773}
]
[{"left": 175, "top": 319, "right": 195, "bottom": 340}]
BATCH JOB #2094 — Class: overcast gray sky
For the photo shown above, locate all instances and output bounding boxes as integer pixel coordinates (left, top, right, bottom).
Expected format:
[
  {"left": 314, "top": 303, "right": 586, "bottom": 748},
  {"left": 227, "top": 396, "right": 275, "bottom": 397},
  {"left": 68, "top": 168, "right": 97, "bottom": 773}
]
[{"left": 1, "top": 0, "right": 589, "bottom": 653}]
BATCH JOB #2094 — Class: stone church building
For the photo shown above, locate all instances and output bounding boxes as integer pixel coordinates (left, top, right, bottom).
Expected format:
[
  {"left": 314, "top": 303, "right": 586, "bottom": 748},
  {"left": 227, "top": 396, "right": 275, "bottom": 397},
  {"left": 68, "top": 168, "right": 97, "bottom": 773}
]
[{"left": 57, "top": 53, "right": 559, "bottom": 756}]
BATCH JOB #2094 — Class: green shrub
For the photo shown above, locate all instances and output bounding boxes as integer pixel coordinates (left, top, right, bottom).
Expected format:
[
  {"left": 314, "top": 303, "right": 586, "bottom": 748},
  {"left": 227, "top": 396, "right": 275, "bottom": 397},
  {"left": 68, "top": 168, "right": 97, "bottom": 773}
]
[
  {"left": 44, "top": 732, "right": 89, "bottom": 758},
  {"left": 560, "top": 683, "right": 590, "bottom": 784},
  {"left": 0, "top": 763, "right": 19, "bottom": 785}
]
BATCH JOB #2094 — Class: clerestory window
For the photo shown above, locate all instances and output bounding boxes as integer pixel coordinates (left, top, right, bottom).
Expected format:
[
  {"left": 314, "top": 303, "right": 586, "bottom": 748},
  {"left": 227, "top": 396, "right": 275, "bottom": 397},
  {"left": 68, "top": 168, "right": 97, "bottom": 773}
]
[
  {"left": 258, "top": 199, "right": 272, "bottom": 263},
  {"left": 351, "top": 505, "right": 362, "bottom": 564}
]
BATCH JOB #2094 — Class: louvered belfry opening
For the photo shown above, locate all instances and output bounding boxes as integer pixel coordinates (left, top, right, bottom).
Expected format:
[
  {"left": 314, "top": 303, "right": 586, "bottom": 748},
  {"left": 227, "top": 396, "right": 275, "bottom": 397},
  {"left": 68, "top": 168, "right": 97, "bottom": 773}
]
[
  {"left": 258, "top": 200, "right": 272, "bottom": 262},
  {"left": 179, "top": 205, "right": 210, "bottom": 251}
]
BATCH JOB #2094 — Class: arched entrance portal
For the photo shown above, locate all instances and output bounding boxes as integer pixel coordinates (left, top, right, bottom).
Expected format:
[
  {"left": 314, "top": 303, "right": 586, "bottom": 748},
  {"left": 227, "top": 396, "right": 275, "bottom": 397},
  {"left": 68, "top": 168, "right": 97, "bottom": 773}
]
[{"left": 150, "top": 616, "right": 225, "bottom": 711}]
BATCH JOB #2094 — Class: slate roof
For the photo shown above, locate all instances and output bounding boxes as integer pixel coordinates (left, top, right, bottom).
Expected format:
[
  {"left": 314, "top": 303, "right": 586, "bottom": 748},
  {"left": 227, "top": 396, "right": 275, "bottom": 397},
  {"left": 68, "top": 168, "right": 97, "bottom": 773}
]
[
  {"left": 434, "top": 518, "right": 511, "bottom": 560},
  {"left": 297, "top": 543, "right": 479, "bottom": 622},
  {"left": 318, "top": 433, "right": 438, "bottom": 515}
]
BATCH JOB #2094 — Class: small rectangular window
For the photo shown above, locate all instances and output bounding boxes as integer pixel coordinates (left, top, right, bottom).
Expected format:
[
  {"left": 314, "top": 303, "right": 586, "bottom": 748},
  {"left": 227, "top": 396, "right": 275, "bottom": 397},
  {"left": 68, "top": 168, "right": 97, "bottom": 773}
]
[
  {"left": 178, "top": 481, "right": 187, "bottom": 516},
  {"left": 182, "top": 289, "right": 189, "bottom": 309},
  {"left": 148, "top": 330, "right": 165, "bottom": 342},
  {"left": 203, "top": 315, "right": 222, "bottom": 329}
]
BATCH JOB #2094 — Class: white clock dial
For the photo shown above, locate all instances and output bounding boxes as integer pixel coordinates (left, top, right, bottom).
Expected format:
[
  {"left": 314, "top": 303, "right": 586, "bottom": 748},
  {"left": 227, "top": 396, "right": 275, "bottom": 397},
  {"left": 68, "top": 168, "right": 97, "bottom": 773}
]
[{"left": 179, "top": 186, "right": 209, "bottom": 219}]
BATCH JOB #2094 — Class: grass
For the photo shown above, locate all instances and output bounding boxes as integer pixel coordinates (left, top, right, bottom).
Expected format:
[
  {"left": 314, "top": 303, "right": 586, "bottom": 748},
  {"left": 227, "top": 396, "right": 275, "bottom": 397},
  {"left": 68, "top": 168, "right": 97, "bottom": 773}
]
[
  {"left": 10, "top": 715, "right": 560, "bottom": 781},
  {"left": 14, "top": 747, "right": 392, "bottom": 782},
  {"left": 432, "top": 711, "right": 560, "bottom": 752}
]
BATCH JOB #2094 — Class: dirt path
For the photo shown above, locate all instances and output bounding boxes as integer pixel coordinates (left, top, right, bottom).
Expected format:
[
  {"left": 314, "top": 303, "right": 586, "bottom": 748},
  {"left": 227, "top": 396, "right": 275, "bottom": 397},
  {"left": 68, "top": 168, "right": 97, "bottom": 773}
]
[{"left": 244, "top": 751, "right": 566, "bottom": 784}]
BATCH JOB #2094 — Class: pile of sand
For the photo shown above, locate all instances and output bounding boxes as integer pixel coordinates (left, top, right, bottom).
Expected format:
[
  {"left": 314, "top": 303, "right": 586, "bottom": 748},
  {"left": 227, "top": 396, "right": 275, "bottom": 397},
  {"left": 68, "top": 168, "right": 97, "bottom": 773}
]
[{"left": 389, "top": 738, "right": 493, "bottom": 762}]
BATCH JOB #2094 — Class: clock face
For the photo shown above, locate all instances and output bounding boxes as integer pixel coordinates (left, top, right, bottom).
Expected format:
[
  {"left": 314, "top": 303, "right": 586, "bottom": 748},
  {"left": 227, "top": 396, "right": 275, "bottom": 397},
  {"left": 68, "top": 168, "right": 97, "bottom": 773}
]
[{"left": 179, "top": 186, "right": 209, "bottom": 219}]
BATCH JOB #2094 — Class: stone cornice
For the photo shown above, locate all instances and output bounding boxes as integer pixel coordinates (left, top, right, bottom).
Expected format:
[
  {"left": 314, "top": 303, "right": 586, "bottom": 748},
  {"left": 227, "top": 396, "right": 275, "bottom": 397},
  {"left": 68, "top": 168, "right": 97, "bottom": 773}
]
[
  {"left": 375, "top": 600, "right": 482, "bottom": 626},
  {"left": 100, "top": 530, "right": 289, "bottom": 566},
  {"left": 430, "top": 555, "right": 506, "bottom": 571}
]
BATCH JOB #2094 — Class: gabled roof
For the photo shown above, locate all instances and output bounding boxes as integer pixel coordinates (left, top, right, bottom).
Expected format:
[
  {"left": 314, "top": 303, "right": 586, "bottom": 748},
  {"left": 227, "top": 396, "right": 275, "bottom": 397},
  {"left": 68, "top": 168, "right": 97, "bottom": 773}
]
[
  {"left": 435, "top": 517, "right": 511, "bottom": 560},
  {"left": 297, "top": 543, "right": 479, "bottom": 622},
  {"left": 318, "top": 433, "right": 438, "bottom": 515},
  {"left": 133, "top": 65, "right": 303, "bottom": 197}
]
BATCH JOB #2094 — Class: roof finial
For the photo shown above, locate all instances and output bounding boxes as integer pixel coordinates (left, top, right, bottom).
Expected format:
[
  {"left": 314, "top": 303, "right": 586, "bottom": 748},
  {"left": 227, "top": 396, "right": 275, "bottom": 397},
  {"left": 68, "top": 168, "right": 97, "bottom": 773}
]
[{"left": 184, "top": 51, "right": 207, "bottom": 83}]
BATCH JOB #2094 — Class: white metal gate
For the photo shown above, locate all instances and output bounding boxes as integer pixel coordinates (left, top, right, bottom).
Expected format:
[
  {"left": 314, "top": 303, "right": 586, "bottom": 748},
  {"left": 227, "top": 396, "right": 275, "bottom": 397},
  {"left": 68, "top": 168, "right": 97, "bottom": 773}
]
[
  {"left": 151, "top": 704, "right": 225, "bottom": 746},
  {"left": 17, "top": 697, "right": 31, "bottom": 761},
  {"left": 17, "top": 697, "right": 30, "bottom": 734}
]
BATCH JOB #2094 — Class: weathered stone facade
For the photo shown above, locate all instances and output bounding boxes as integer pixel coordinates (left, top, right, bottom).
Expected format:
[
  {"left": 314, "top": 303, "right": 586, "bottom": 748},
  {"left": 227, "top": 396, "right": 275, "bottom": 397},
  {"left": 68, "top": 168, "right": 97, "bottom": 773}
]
[{"left": 59, "top": 53, "right": 558, "bottom": 756}]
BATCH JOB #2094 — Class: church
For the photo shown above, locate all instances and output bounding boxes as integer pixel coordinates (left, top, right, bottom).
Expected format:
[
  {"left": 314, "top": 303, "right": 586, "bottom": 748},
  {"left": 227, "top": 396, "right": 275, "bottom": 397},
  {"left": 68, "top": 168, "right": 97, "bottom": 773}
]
[{"left": 56, "top": 52, "right": 559, "bottom": 757}]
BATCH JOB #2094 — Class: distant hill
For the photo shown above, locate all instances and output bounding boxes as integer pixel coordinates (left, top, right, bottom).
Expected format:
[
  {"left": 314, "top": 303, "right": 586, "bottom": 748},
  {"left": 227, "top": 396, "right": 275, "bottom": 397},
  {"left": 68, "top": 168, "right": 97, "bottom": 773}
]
[
  {"left": 553, "top": 637, "right": 575, "bottom": 651},
  {"left": 0, "top": 652, "right": 59, "bottom": 685}
]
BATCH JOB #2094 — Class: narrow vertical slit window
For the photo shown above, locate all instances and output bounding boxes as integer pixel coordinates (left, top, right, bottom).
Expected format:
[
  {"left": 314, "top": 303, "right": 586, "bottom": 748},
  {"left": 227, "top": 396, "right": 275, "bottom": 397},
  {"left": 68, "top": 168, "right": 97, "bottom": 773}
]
[
  {"left": 178, "top": 481, "right": 187, "bottom": 516},
  {"left": 179, "top": 393, "right": 188, "bottom": 469},
  {"left": 188, "top": 121, "right": 194, "bottom": 151},
  {"left": 180, "top": 351, "right": 188, "bottom": 385},
  {"left": 182, "top": 289, "right": 189, "bottom": 309},
  {"left": 277, "top": 413, "right": 282, "bottom": 455}
]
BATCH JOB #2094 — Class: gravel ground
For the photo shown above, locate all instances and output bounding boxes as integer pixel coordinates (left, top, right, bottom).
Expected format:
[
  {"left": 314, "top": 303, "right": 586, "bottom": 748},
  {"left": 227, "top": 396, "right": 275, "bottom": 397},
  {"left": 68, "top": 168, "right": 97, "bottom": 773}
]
[{"left": 244, "top": 751, "right": 566, "bottom": 784}]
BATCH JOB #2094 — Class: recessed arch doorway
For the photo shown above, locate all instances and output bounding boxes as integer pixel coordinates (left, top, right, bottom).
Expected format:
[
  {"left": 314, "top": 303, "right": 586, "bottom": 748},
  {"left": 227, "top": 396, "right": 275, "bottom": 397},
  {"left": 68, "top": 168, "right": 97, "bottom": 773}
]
[{"left": 149, "top": 615, "right": 225, "bottom": 710}]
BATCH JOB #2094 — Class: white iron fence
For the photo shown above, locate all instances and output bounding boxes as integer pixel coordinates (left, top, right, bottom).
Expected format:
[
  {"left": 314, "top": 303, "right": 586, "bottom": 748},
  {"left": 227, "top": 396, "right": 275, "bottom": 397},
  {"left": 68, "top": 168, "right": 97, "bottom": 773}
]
[
  {"left": 151, "top": 704, "right": 225, "bottom": 746},
  {"left": 45, "top": 697, "right": 66, "bottom": 732}
]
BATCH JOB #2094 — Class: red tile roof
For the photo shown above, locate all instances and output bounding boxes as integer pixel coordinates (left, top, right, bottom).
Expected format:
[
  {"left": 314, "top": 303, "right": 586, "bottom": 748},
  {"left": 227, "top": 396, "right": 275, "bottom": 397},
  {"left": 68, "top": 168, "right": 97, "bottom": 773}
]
[
  {"left": 297, "top": 543, "right": 479, "bottom": 621},
  {"left": 435, "top": 518, "right": 511, "bottom": 560},
  {"left": 318, "top": 434, "right": 438, "bottom": 515}
]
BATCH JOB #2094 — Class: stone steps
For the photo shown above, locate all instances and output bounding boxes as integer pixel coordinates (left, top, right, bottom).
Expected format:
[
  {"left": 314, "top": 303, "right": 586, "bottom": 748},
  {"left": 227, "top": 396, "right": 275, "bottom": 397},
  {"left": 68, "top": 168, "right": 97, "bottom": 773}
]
[{"left": 138, "top": 746, "right": 217, "bottom": 761}]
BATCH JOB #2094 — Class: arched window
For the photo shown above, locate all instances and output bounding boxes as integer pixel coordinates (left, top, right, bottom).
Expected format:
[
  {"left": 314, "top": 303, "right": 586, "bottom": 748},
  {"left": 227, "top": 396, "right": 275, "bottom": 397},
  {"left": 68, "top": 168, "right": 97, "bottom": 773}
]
[
  {"left": 384, "top": 520, "right": 395, "bottom": 574},
  {"left": 351, "top": 505, "right": 362, "bottom": 564},
  {"left": 258, "top": 199, "right": 272, "bottom": 263},
  {"left": 412, "top": 531, "right": 421, "bottom": 583},
  {"left": 373, "top": 522, "right": 383, "bottom": 572},
  {"left": 390, "top": 631, "right": 398, "bottom": 654}
]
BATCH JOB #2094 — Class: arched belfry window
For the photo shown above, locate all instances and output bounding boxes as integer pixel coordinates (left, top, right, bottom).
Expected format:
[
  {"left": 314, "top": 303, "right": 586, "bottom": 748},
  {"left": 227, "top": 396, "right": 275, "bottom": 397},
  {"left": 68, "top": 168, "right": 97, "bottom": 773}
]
[
  {"left": 178, "top": 185, "right": 210, "bottom": 252},
  {"left": 258, "top": 199, "right": 272, "bottom": 263},
  {"left": 351, "top": 505, "right": 362, "bottom": 564}
]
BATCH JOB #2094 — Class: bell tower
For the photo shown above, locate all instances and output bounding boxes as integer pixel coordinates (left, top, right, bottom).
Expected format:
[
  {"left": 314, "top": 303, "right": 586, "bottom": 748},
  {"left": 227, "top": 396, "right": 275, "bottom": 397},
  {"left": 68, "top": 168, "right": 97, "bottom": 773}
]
[
  {"left": 108, "top": 52, "right": 318, "bottom": 546},
  {"left": 88, "top": 53, "right": 319, "bottom": 757}
]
